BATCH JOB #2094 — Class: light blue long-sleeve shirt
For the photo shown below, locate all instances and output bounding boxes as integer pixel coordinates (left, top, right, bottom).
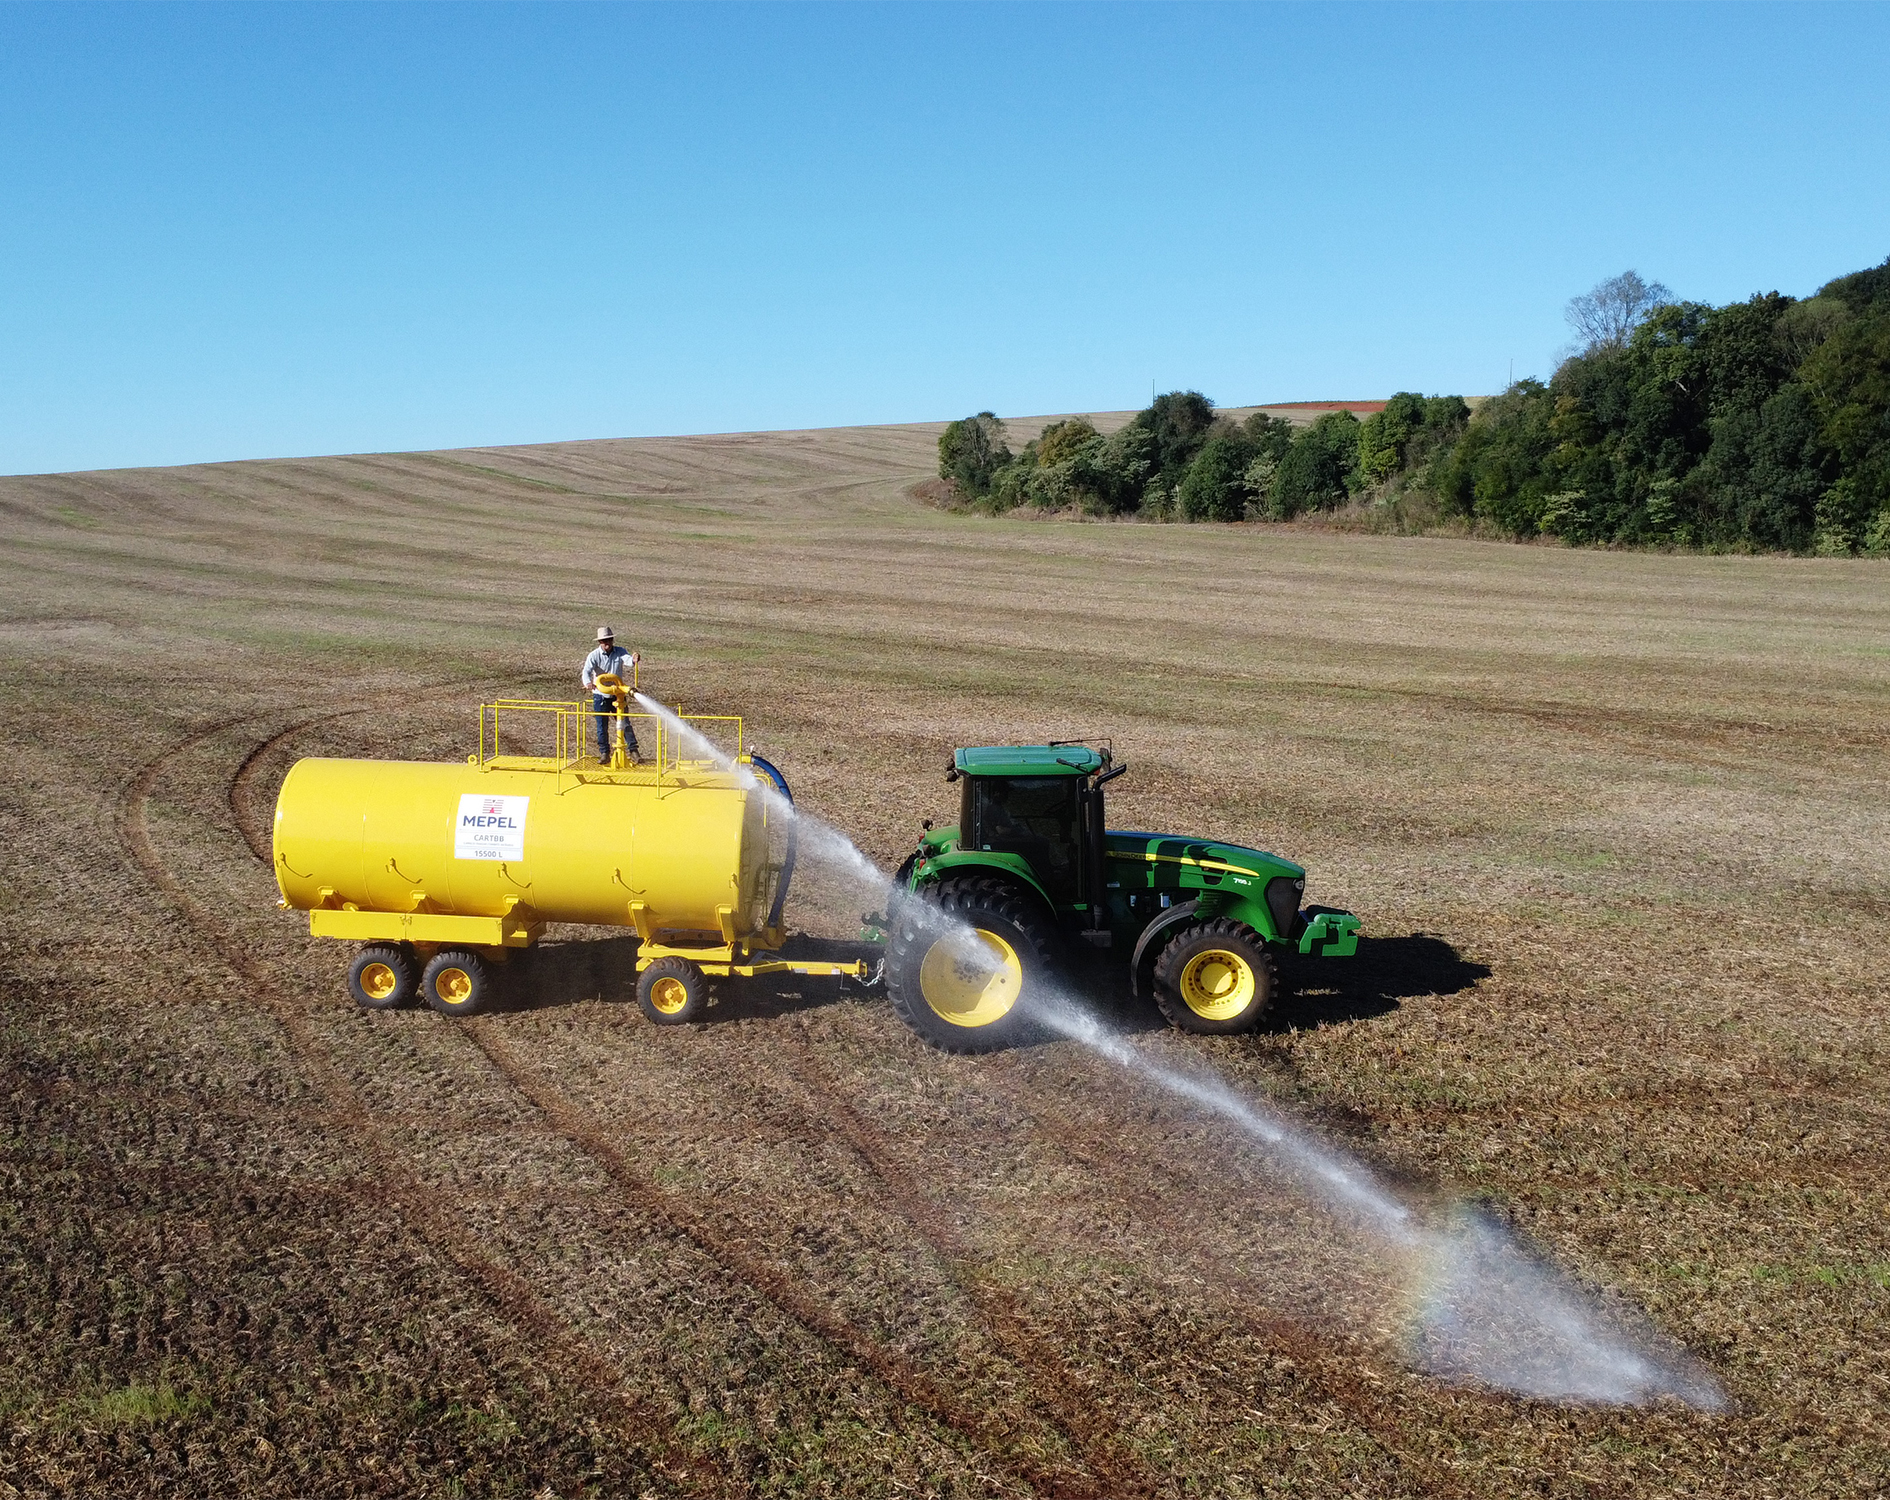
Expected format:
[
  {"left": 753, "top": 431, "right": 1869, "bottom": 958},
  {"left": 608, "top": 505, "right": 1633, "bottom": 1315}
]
[{"left": 581, "top": 644, "right": 635, "bottom": 692}]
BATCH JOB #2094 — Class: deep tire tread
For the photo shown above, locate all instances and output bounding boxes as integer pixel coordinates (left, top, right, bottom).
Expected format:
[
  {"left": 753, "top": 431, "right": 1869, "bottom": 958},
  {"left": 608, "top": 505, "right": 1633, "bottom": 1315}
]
[
  {"left": 350, "top": 942, "right": 419, "bottom": 1010},
  {"left": 637, "top": 956, "right": 708, "bottom": 1025},
  {"left": 886, "top": 877, "right": 1056, "bottom": 1054},
  {"left": 1151, "top": 917, "right": 1276, "bottom": 1035},
  {"left": 422, "top": 947, "right": 496, "bottom": 1017}
]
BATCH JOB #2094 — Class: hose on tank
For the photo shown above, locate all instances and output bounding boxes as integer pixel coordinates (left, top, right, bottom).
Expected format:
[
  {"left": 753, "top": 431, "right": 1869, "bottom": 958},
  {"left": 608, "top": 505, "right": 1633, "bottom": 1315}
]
[{"left": 748, "top": 754, "right": 798, "bottom": 932}]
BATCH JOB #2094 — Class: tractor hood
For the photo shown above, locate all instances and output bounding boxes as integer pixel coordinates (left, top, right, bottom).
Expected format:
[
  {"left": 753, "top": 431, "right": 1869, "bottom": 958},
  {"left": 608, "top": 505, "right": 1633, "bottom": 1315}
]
[
  {"left": 1104, "top": 830, "right": 1304, "bottom": 889},
  {"left": 1104, "top": 830, "right": 1309, "bottom": 944}
]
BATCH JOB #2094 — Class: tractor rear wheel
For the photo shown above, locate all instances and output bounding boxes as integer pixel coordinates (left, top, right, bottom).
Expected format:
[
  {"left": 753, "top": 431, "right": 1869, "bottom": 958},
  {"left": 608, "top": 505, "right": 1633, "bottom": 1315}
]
[
  {"left": 637, "top": 957, "right": 707, "bottom": 1024},
  {"left": 886, "top": 877, "right": 1054, "bottom": 1053},
  {"left": 423, "top": 948, "right": 496, "bottom": 1017},
  {"left": 1152, "top": 918, "right": 1276, "bottom": 1035},
  {"left": 350, "top": 943, "right": 418, "bottom": 1010}
]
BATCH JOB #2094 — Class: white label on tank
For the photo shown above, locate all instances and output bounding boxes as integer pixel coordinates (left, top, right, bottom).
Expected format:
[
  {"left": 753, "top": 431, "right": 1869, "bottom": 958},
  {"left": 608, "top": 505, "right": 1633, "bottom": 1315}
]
[{"left": 454, "top": 794, "right": 528, "bottom": 861}]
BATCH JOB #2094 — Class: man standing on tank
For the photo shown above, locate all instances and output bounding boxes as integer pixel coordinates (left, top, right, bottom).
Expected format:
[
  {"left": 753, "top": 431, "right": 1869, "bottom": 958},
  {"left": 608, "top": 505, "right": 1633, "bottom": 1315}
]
[{"left": 580, "top": 626, "right": 642, "bottom": 765}]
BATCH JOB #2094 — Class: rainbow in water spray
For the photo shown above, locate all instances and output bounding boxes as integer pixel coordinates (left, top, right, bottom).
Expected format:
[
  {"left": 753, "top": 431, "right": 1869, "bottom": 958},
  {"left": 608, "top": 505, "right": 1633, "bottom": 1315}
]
[{"left": 633, "top": 692, "right": 1726, "bottom": 1409}]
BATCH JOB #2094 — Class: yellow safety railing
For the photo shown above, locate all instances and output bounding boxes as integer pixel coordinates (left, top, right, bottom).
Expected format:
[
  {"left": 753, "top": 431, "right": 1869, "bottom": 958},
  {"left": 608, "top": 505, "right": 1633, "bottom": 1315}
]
[
  {"left": 473, "top": 699, "right": 743, "bottom": 786},
  {"left": 673, "top": 715, "right": 744, "bottom": 762}
]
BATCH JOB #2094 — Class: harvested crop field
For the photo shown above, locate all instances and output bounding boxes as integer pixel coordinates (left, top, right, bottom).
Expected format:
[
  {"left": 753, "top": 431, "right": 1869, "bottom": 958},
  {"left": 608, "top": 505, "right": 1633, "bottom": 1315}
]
[{"left": 2, "top": 418, "right": 1887, "bottom": 1498}]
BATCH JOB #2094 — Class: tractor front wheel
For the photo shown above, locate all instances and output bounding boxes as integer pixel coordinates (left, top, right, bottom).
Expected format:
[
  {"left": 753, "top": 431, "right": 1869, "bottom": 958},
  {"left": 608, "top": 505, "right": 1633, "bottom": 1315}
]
[
  {"left": 1152, "top": 919, "right": 1276, "bottom": 1035},
  {"left": 886, "top": 878, "right": 1054, "bottom": 1053}
]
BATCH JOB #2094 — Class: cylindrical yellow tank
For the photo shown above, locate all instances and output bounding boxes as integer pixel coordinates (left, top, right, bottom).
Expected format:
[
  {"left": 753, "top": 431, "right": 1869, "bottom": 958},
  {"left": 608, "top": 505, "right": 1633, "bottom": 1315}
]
[{"left": 273, "top": 759, "right": 778, "bottom": 939}]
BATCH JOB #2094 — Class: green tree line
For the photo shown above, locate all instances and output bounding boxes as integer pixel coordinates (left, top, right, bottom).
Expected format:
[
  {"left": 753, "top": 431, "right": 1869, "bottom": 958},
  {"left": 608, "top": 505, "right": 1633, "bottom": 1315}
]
[{"left": 937, "top": 255, "right": 1890, "bottom": 553}]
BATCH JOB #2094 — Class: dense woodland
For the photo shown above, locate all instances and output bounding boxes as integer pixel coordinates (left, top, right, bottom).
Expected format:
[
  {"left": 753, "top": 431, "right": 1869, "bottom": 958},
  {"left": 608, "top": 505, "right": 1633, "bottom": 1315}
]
[{"left": 938, "top": 256, "right": 1890, "bottom": 553}]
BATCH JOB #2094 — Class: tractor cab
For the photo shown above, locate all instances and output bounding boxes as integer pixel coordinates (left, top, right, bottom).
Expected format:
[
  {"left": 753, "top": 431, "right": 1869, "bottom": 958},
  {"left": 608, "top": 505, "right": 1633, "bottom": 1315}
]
[{"left": 950, "top": 743, "right": 1115, "bottom": 910}]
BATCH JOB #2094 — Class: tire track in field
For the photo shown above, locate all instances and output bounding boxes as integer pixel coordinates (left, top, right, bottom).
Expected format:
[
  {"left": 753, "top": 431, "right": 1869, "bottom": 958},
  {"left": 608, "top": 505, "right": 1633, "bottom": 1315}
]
[
  {"left": 570, "top": 998, "right": 1169, "bottom": 1496},
  {"left": 226, "top": 668, "right": 568, "bottom": 862},
  {"left": 556, "top": 1005, "right": 1164, "bottom": 1497},
  {"left": 225, "top": 705, "right": 1466, "bottom": 1495},
  {"left": 763, "top": 1029, "right": 1164, "bottom": 1498},
  {"left": 618, "top": 1012, "right": 1461, "bottom": 1499},
  {"left": 228, "top": 710, "right": 356, "bottom": 862},
  {"left": 0, "top": 1063, "right": 566, "bottom": 1153},
  {"left": 122, "top": 717, "right": 731, "bottom": 1498},
  {"left": 464, "top": 1020, "right": 1091, "bottom": 1500},
  {"left": 230, "top": 713, "right": 1065, "bottom": 1495}
]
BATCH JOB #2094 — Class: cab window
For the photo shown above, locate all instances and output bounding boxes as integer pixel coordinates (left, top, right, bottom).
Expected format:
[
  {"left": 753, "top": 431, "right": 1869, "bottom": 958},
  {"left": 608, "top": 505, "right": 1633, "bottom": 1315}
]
[{"left": 965, "top": 775, "right": 1081, "bottom": 904}]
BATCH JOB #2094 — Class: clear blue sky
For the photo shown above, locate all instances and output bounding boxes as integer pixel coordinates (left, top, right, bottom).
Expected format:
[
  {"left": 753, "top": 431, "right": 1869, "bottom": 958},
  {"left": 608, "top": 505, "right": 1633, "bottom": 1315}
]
[{"left": 3, "top": 2, "right": 1887, "bottom": 475}]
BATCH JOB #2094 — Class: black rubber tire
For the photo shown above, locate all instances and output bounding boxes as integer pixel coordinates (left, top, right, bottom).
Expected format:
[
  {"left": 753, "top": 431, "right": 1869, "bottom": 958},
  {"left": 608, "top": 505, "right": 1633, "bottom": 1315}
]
[
  {"left": 422, "top": 948, "right": 496, "bottom": 1017},
  {"left": 886, "top": 877, "right": 1055, "bottom": 1053},
  {"left": 1151, "top": 918, "right": 1276, "bottom": 1035},
  {"left": 349, "top": 942, "right": 418, "bottom": 1010},
  {"left": 637, "top": 956, "right": 707, "bottom": 1024}
]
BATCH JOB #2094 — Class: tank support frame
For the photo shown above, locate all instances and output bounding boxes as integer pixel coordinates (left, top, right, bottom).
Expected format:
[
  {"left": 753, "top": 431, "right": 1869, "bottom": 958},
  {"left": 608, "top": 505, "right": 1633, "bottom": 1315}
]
[
  {"left": 306, "top": 903, "right": 541, "bottom": 948},
  {"left": 641, "top": 949, "right": 868, "bottom": 981},
  {"left": 305, "top": 909, "right": 864, "bottom": 981}
]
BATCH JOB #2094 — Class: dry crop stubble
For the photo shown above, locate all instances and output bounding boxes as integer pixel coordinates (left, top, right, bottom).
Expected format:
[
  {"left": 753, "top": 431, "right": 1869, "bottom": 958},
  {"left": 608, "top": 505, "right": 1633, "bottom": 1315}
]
[
  {"left": 1, "top": 721, "right": 691, "bottom": 1495},
  {"left": 2, "top": 417, "right": 1888, "bottom": 1496},
  {"left": 226, "top": 718, "right": 1044, "bottom": 1496}
]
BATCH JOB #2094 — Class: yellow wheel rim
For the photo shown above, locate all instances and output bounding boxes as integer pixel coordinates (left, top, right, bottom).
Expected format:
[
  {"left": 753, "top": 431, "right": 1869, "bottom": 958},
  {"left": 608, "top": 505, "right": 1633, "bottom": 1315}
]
[
  {"left": 435, "top": 967, "right": 473, "bottom": 1005},
  {"left": 359, "top": 962, "right": 399, "bottom": 1001},
  {"left": 1178, "top": 949, "right": 1256, "bottom": 1021},
  {"left": 649, "top": 975, "right": 690, "bottom": 1015},
  {"left": 918, "top": 929, "right": 1022, "bottom": 1028}
]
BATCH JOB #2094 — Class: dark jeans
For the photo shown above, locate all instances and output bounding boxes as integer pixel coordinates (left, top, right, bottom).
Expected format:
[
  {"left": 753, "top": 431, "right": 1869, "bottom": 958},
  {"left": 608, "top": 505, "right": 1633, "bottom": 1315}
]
[{"left": 592, "top": 694, "right": 640, "bottom": 762}]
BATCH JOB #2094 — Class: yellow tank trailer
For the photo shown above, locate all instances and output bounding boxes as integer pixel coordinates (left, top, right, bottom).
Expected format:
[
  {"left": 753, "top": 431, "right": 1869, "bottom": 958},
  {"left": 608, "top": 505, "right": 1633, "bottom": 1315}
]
[{"left": 273, "top": 699, "right": 862, "bottom": 1020}]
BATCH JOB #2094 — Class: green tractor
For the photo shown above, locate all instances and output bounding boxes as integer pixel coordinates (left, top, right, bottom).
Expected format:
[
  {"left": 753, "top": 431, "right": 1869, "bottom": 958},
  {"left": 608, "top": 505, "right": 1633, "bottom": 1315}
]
[{"left": 879, "top": 744, "right": 1360, "bottom": 1052}]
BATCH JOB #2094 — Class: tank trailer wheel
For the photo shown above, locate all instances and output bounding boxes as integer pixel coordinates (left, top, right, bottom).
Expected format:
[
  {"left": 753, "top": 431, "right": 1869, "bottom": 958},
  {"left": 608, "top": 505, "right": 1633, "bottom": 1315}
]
[
  {"left": 637, "top": 957, "right": 707, "bottom": 1025},
  {"left": 886, "top": 877, "right": 1054, "bottom": 1053},
  {"left": 1152, "top": 918, "right": 1276, "bottom": 1035},
  {"left": 422, "top": 948, "right": 496, "bottom": 1017},
  {"left": 349, "top": 943, "right": 419, "bottom": 1010}
]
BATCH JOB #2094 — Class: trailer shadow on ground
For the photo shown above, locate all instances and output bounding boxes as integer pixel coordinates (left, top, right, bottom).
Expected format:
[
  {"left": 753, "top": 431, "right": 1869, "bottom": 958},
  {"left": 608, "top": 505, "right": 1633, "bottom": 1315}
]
[
  {"left": 491, "top": 932, "right": 874, "bottom": 1022},
  {"left": 703, "top": 934, "right": 878, "bottom": 1024},
  {"left": 493, "top": 934, "right": 641, "bottom": 1013}
]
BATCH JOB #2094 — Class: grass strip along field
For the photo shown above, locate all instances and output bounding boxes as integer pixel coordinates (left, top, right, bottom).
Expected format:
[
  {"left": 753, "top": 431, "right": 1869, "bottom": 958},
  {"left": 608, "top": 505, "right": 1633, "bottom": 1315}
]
[{"left": 1, "top": 418, "right": 1887, "bottom": 1496}]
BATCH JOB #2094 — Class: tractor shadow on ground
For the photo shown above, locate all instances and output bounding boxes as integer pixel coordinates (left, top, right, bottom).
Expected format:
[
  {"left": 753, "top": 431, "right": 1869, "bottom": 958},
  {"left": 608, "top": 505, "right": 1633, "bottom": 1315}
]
[
  {"left": 1047, "top": 932, "right": 1490, "bottom": 1041},
  {"left": 1267, "top": 933, "right": 1491, "bottom": 1032}
]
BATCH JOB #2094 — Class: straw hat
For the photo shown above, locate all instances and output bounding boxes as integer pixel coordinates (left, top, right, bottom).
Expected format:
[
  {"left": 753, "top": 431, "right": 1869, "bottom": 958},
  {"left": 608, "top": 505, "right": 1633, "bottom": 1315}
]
[{"left": 596, "top": 626, "right": 615, "bottom": 642}]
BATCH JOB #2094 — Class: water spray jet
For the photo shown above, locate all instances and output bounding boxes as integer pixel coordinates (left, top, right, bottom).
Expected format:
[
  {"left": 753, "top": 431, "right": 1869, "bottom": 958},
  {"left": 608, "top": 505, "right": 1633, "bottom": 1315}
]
[{"left": 629, "top": 690, "right": 1727, "bottom": 1410}]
